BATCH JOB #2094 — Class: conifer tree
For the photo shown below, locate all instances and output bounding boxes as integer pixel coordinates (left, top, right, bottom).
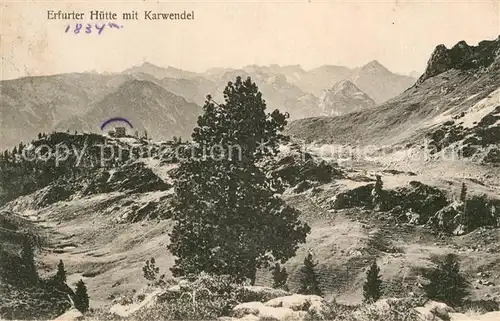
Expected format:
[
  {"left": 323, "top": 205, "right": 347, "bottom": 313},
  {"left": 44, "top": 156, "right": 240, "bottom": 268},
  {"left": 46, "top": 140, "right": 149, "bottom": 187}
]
[
  {"left": 298, "top": 252, "right": 323, "bottom": 296},
  {"left": 20, "top": 236, "right": 38, "bottom": 285},
  {"left": 423, "top": 254, "right": 469, "bottom": 307},
  {"left": 460, "top": 182, "right": 467, "bottom": 203},
  {"left": 372, "top": 175, "right": 384, "bottom": 209},
  {"left": 168, "top": 76, "right": 310, "bottom": 284},
  {"left": 74, "top": 279, "right": 90, "bottom": 313},
  {"left": 55, "top": 259, "right": 67, "bottom": 284},
  {"left": 363, "top": 260, "right": 382, "bottom": 303},
  {"left": 272, "top": 263, "right": 289, "bottom": 291}
]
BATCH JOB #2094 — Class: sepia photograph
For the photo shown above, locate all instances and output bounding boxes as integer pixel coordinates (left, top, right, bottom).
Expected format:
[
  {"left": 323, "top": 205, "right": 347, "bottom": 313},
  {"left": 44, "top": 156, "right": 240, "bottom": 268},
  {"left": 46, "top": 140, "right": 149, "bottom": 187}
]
[{"left": 1, "top": 1, "right": 500, "bottom": 320}]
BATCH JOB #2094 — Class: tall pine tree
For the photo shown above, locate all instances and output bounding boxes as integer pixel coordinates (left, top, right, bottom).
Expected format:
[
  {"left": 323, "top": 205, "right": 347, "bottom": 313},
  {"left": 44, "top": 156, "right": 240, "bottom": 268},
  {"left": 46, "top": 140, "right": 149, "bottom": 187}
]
[
  {"left": 168, "top": 76, "right": 310, "bottom": 284},
  {"left": 74, "top": 279, "right": 90, "bottom": 313},
  {"left": 298, "top": 252, "right": 323, "bottom": 296},
  {"left": 363, "top": 260, "right": 382, "bottom": 303}
]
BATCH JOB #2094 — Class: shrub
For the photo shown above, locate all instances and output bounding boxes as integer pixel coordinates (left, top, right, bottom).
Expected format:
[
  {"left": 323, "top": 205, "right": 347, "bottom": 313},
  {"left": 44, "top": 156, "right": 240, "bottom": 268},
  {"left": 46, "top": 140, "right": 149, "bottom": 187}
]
[
  {"left": 132, "top": 295, "right": 229, "bottom": 321},
  {"left": 356, "top": 299, "right": 421, "bottom": 321},
  {"left": 142, "top": 258, "right": 166, "bottom": 286},
  {"left": 134, "top": 273, "right": 240, "bottom": 320}
]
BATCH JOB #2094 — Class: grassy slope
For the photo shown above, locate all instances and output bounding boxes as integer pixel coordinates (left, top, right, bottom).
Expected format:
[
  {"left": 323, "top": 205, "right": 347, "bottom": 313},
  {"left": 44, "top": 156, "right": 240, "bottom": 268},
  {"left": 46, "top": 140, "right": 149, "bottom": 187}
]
[{"left": 3, "top": 164, "right": 500, "bottom": 309}]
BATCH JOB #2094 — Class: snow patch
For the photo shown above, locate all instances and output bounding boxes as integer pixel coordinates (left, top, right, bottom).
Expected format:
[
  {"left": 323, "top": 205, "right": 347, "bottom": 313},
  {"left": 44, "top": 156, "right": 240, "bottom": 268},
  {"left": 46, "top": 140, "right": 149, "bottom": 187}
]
[
  {"left": 465, "top": 93, "right": 479, "bottom": 101},
  {"left": 460, "top": 87, "right": 500, "bottom": 128}
]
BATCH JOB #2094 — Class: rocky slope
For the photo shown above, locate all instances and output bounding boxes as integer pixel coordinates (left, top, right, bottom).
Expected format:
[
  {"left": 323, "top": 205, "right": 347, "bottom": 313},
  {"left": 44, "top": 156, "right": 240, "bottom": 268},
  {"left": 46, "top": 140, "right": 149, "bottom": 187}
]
[
  {"left": 0, "top": 73, "right": 132, "bottom": 150},
  {"left": 318, "top": 80, "right": 376, "bottom": 116},
  {"left": 288, "top": 65, "right": 353, "bottom": 97},
  {"left": 2, "top": 126, "right": 500, "bottom": 321},
  {"left": 0, "top": 71, "right": 197, "bottom": 150},
  {"left": 286, "top": 61, "right": 415, "bottom": 103},
  {"left": 287, "top": 37, "right": 500, "bottom": 156}
]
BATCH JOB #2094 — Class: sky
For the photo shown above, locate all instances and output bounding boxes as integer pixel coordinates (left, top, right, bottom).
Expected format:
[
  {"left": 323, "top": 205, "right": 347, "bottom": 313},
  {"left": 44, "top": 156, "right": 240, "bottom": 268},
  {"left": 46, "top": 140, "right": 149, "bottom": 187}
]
[{"left": 1, "top": 0, "right": 499, "bottom": 80}]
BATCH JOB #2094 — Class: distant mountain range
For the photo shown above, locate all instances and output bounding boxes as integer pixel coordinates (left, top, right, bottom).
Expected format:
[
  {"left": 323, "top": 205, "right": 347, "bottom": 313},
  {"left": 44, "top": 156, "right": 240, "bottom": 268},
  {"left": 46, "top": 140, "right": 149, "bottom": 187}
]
[
  {"left": 0, "top": 59, "right": 417, "bottom": 149},
  {"left": 287, "top": 36, "right": 500, "bottom": 163}
]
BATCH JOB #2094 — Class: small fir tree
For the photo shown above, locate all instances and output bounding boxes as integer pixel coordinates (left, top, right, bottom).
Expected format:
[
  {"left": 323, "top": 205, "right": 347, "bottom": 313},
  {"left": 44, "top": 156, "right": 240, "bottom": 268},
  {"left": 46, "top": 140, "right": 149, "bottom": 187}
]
[
  {"left": 372, "top": 175, "right": 384, "bottom": 209},
  {"left": 272, "top": 263, "right": 289, "bottom": 291},
  {"left": 298, "top": 252, "right": 323, "bottom": 296},
  {"left": 74, "top": 279, "right": 90, "bottom": 313},
  {"left": 20, "top": 236, "right": 38, "bottom": 285},
  {"left": 55, "top": 259, "right": 67, "bottom": 284},
  {"left": 423, "top": 254, "right": 469, "bottom": 307},
  {"left": 460, "top": 182, "right": 467, "bottom": 203},
  {"left": 363, "top": 260, "right": 383, "bottom": 303}
]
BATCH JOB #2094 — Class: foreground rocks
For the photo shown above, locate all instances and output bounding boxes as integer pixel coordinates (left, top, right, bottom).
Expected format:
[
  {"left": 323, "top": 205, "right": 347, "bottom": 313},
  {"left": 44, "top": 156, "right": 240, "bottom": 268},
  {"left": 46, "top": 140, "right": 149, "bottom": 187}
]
[{"left": 231, "top": 294, "right": 325, "bottom": 321}]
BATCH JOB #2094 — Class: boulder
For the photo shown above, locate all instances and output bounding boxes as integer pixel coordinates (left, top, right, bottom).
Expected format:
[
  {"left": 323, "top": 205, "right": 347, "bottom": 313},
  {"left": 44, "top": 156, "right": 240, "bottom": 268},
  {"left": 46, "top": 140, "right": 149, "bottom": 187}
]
[
  {"left": 264, "top": 294, "right": 325, "bottom": 313},
  {"left": 236, "top": 286, "right": 290, "bottom": 303},
  {"left": 427, "top": 201, "right": 462, "bottom": 232},
  {"left": 387, "top": 181, "right": 448, "bottom": 223},
  {"left": 232, "top": 301, "right": 306, "bottom": 321},
  {"left": 257, "top": 306, "right": 305, "bottom": 321},
  {"left": 330, "top": 184, "right": 374, "bottom": 209},
  {"left": 52, "top": 309, "right": 84, "bottom": 321},
  {"left": 447, "top": 312, "right": 500, "bottom": 321},
  {"left": 238, "top": 314, "right": 260, "bottom": 321},
  {"left": 109, "top": 289, "right": 163, "bottom": 317},
  {"left": 414, "top": 300, "right": 454, "bottom": 320},
  {"left": 232, "top": 302, "right": 266, "bottom": 318}
]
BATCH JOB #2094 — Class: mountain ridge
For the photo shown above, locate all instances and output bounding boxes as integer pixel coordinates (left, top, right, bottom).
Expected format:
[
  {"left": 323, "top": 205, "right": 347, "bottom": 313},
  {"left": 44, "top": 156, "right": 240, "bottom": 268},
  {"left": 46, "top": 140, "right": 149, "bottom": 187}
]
[
  {"left": 286, "top": 37, "right": 500, "bottom": 158},
  {"left": 318, "top": 80, "right": 376, "bottom": 116},
  {"left": 56, "top": 79, "right": 202, "bottom": 141}
]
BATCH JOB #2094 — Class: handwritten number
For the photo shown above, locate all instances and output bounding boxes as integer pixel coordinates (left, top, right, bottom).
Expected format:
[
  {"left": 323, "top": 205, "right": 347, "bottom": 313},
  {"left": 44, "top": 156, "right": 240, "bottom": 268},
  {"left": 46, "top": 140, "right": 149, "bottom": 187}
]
[
  {"left": 74, "top": 23, "right": 82, "bottom": 34},
  {"left": 95, "top": 24, "right": 105, "bottom": 35},
  {"left": 65, "top": 23, "right": 120, "bottom": 35}
]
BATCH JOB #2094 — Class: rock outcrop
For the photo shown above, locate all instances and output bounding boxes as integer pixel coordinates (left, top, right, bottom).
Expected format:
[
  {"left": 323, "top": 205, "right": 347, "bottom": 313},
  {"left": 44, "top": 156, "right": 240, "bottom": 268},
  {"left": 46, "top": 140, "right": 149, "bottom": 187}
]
[
  {"left": 319, "top": 80, "right": 376, "bottom": 116},
  {"left": 419, "top": 37, "right": 500, "bottom": 83}
]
